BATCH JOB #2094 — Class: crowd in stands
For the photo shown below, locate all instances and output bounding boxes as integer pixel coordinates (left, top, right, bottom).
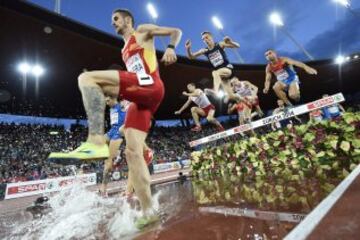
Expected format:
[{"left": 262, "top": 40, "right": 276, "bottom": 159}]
[{"left": 0, "top": 94, "right": 358, "bottom": 188}]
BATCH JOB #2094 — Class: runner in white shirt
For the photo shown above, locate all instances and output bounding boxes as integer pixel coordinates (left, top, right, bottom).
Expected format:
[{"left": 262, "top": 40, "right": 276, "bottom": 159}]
[
  {"left": 230, "top": 77, "right": 264, "bottom": 118},
  {"left": 175, "top": 83, "right": 224, "bottom": 132}
]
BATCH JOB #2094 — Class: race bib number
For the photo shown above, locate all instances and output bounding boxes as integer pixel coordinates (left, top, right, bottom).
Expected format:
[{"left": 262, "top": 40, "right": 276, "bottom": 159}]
[
  {"left": 125, "top": 53, "right": 146, "bottom": 74},
  {"left": 208, "top": 50, "right": 224, "bottom": 67},
  {"left": 275, "top": 70, "right": 289, "bottom": 81},
  {"left": 110, "top": 111, "right": 118, "bottom": 125},
  {"left": 136, "top": 73, "right": 154, "bottom": 86}
]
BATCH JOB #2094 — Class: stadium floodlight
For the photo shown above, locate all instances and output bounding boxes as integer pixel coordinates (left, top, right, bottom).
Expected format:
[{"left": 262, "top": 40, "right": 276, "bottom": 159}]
[
  {"left": 17, "top": 62, "right": 31, "bottom": 74},
  {"left": 345, "top": 56, "right": 351, "bottom": 61},
  {"left": 212, "top": 16, "right": 224, "bottom": 30},
  {"left": 211, "top": 15, "right": 244, "bottom": 63},
  {"left": 269, "top": 12, "right": 284, "bottom": 27},
  {"left": 32, "top": 65, "right": 45, "bottom": 77},
  {"left": 354, "top": 55, "right": 359, "bottom": 59},
  {"left": 335, "top": 55, "right": 346, "bottom": 64},
  {"left": 269, "top": 11, "right": 313, "bottom": 60},
  {"left": 147, "top": 3, "right": 158, "bottom": 20},
  {"left": 333, "top": 0, "right": 351, "bottom": 8}
]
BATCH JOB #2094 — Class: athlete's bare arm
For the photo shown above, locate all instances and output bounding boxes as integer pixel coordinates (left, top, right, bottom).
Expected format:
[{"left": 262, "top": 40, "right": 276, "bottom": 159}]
[
  {"left": 263, "top": 65, "right": 272, "bottom": 94},
  {"left": 227, "top": 103, "right": 237, "bottom": 114},
  {"left": 185, "top": 40, "right": 207, "bottom": 59},
  {"left": 175, "top": 98, "right": 192, "bottom": 115},
  {"left": 183, "top": 89, "right": 201, "bottom": 97},
  {"left": 219, "top": 36, "right": 240, "bottom": 49},
  {"left": 137, "top": 24, "right": 182, "bottom": 65},
  {"left": 283, "top": 57, "right": 317, "bottom": 75}
]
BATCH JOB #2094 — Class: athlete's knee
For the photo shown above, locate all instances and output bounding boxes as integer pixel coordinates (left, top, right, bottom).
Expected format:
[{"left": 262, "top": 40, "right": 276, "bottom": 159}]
[
  {"left": 289, "top": 92, "right": 300, "bottom": 101},
  {"left": 125, "top": 146, "right": 142, "bottom": 164},
  {"left": 212, "top": 70, "right": 220, "bottom": 78},
  {"left": 78, "top": 72, "right": 95, "bottom": 87},
  {"left": 206, "top": 116, "right": 214, "bottom": 122}
]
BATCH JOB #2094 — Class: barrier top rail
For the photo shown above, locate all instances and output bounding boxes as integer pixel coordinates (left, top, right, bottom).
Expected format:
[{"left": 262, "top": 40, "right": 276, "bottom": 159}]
[{"left": 189, "top": 93, "right": 345, "bottom": 147}]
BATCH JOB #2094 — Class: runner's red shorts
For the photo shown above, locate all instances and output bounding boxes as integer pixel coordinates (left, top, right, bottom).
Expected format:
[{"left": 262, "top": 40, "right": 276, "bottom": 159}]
[
  {"left": 118, "top": 71, "right": 164, "bottom": 132},
  {"left": 202, "top": 104, "right": 215, "bottom": 116}
]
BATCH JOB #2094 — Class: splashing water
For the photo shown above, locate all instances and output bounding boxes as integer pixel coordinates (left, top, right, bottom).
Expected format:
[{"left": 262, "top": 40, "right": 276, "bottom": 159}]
[{"left": 4, "top": 180, "right": 165, "bottom": 240}]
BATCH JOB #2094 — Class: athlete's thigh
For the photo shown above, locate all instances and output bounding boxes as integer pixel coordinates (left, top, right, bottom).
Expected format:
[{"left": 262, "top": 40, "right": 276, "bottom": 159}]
[
  {"left": 216, "top": 67, "right": 232, "bottom": 78},
  {"left": 194, "top": 107, "right": 206, "bottom": 117},
  {"left": 85, "top": 70, "right": 120, "bottom": 96},
  {"left": 273, "top": 81, "right": 286, "bottom": 90},
  {"left": 288, "top": 81, "right": 300, "bottom": 96},
  {"left": 207, "top": 109, "right": 216, "bottom": 119}
]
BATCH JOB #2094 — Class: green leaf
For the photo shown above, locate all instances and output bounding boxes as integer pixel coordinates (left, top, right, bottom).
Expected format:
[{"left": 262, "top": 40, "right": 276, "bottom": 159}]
[
  {"left": 273, "top": 141, "right": 281, "bottom": 147},
  {"left": 316, "top": 151, "right": 326, "bottom": 158},
  {"left": 350, "top": 163, "right": 358, "bottom": 171},
  {"left": 340, "top": 141, "right": 351, "bottom": 152},
  {"left": 352, "top": 139, "right": 360, "bottom": 149},
  {"left": 304, "top": 132, "right": 315, "bottom": 142},
  {"left": 330, "top": 140, "right": 338, "bottom": 150}
]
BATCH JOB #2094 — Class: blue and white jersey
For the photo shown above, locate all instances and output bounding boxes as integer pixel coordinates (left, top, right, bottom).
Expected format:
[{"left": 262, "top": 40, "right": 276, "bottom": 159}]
[
  {"left": 322, "top": 104, "right": 341, "bottom": 119},
  {"left": 110, "top": 103, "right": 126, "bottom": 126}
]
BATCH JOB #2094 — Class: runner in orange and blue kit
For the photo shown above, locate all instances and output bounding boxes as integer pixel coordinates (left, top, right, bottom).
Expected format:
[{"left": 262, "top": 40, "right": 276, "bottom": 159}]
[{"left": 263, "top": 49, "right": 318, "bottom": 106}]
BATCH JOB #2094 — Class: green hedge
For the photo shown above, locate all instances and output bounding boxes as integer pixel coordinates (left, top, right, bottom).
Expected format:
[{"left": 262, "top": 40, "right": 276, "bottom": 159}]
[{"left": 191, "top": 112, "right": 360, "bottom": 181}]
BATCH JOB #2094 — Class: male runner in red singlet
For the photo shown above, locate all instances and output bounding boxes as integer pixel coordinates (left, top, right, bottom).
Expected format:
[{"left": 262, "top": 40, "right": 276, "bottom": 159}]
[
  {"left": 263, "top": 49, "right": 317, "bottom": 106},
  {"left": 175, "top": 83, "right": 224, "bottom": 132},
  {"left": 48, "top": 9, "right": 182, "bottom": 226}
]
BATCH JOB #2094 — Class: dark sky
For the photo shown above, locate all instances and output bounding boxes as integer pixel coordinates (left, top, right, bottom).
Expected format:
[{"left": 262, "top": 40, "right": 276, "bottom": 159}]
[{"left": 29, "top": 0, "right": 360, "bottom": 64}]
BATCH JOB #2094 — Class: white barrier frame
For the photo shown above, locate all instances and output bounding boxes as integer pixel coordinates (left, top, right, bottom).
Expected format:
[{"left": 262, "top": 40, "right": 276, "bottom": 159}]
[{"left": 189, "top": 93, "right": 345, "bottom": 147}]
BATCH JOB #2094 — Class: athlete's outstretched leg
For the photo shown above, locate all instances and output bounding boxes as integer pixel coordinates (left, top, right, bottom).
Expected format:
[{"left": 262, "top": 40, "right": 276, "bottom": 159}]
[
  {"left": 272, "top": 82, "right": 292, "bottom": 106},
  {"left": 206, "top": 109, "right": 224, "bottom": 131},
  {"left": 288, "top": 81, "right": 301, "bottom": 102}
]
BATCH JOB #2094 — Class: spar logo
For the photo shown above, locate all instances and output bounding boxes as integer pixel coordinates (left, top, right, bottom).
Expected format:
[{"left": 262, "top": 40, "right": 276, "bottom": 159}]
[
  {"left": 8, "top": 183, "right": 46, "bottom": 194},
  {"left": 307, "top": 97, "right": 334, "bottom": 110}
]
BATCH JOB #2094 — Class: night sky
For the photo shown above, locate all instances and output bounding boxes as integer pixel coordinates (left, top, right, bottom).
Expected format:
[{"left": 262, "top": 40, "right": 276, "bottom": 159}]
[{"left": 28, "top": 0, "right": 360, "bottom": 64}]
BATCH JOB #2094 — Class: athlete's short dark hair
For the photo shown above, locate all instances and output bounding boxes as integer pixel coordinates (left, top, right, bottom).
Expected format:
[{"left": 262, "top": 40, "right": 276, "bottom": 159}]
[
  {"left": 187, "top": 82, "right": 196, "bottom": 87},
  {"left": 201, "top": 31, "right": 212, "bottom": 36},
  {"left": 266, "top": 49, "right": 276, "bottom": 53},
  {"left": 113, "top": 9, "right": 134, "bottom": 27}
]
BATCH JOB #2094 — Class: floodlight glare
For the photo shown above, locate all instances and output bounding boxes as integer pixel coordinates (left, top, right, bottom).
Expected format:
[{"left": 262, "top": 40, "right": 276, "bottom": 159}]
[
  {"left": 147, "top": 3, "right": 158, "bottom": 19},
  {"left": 212, "top": 16, "right": 224, "bottom": 30},
  {"left": 18, "top": 62, "right": 31, "bottom": 74},
  {"left": 335, "top": 55, "right": 346, "bottom": 65},
  {"left": 333, "top": 0, "right": 351, "bottom": 8},
  {"left": 269, "top": 12, "right": 284, "bottom": 27},
  {"left": 32, "top": 65, "right": 45, "bottom": 77}
]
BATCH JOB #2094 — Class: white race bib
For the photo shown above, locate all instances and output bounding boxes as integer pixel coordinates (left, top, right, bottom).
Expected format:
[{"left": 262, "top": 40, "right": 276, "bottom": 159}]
[
  {"left": 275, "top": 70, "right": 289, "bottom": 81},
  {"left": 208, "top": 50, "right": 224, "bottom": 67},
  {"left": 110, "top": 111, "right": 118, "bottom": 125},
  {"left": 125, "top": 53, "right": 146, "bottom": 74}
]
